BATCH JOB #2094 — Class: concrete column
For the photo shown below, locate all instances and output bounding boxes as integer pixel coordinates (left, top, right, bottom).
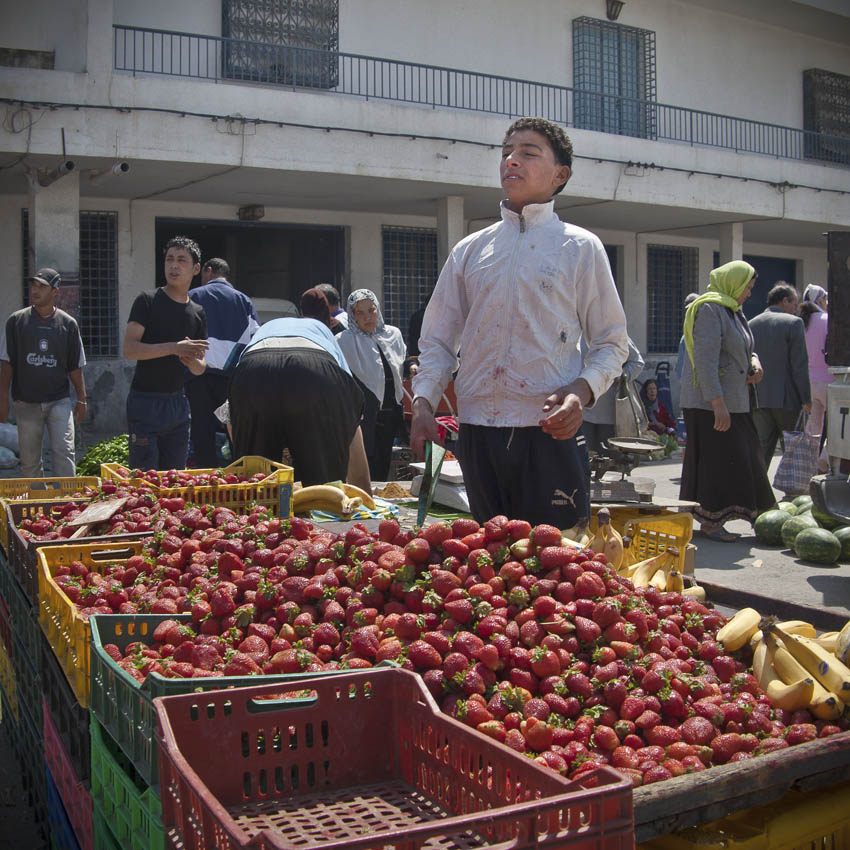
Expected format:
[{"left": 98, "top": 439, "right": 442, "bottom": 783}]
[
  {"left": 718, "top": 222, "right": 743, "bottom": 265},
  {"left": 437, "top": 195, "right": 464, "bottom": 268},
  {"left": 86, "top": 0, "right": 115, "bottom": 87},
  {"left": 28, "top": 169, "right": 80, "bottom": 303}
]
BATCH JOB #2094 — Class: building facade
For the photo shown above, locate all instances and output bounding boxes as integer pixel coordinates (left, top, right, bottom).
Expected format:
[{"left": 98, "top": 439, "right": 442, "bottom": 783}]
[{"left": 1, "top": 0, "right": 849, "bottom": 435}]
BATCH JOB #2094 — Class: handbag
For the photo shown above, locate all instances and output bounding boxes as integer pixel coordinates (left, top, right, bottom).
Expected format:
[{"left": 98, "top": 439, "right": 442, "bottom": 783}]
[
  {"left": 772, "top": 412, "right": 820, "bottom": 495},
  {"left": 614, "top": 375, "right": 649, "bottom": 438}
]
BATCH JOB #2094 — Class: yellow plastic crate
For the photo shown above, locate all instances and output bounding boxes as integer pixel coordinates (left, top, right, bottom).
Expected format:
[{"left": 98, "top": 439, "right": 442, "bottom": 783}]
[
  {"left": 638, "top": 781, "right": 850, "bottom": 850},
  {"left": 100, "top": 455, "right": 293, "bottom": 517},
  {"left": 0, "top": 476, "right": 100, "bottom": 552},
  {"left": 37, "top": 539, "right": 148, "bottom": 708},
  {"left": 589, "top": 506, "right": 678, "bottom": 535},
  {"left": 623, "top": 513, "right": 693, "bottom": 574}
]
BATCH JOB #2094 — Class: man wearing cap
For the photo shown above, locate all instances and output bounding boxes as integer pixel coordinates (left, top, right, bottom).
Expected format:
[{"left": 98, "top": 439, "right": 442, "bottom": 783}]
[{"left": 0, "top": 268, "right": 87, "bottom": 477}]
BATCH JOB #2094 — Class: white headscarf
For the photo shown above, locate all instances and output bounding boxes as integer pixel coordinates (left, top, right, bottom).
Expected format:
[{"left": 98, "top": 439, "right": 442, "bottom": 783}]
[
  {"left": 802, "top": 284, "right": 827, "bottom": 312},
  {"left": 337, "top": 289, "right": 406, "bottom": 406}
]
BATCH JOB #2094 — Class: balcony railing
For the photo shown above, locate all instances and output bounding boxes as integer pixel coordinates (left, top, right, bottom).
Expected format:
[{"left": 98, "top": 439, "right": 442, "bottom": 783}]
[{"left": 113, "top": 25, "right": 850, "bottom": 167}]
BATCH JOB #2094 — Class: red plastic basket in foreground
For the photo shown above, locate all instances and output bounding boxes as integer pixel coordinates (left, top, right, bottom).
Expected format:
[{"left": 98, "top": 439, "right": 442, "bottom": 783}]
[{"left": 154, "top": 668, "right": 633, "bottom": 850}]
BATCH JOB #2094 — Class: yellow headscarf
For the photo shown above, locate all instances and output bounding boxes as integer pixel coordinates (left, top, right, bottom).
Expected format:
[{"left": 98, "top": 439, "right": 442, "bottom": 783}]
[{"left": 683, "top": 260, "right": 755, "bottom": 370}]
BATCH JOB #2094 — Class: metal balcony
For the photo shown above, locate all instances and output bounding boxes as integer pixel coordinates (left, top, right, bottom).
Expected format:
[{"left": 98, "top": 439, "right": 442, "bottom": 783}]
[{"left": 113, "top": 25, "right": 850, "bottom": 168}]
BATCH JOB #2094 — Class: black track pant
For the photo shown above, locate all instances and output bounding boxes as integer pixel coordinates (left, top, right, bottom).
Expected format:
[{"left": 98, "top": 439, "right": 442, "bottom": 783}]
[
  {"left": 456, "top": 424, "right": 590, "bottom": 527},
  {"left": 230, "top": 348, "right": 363, "bottom": 486}
]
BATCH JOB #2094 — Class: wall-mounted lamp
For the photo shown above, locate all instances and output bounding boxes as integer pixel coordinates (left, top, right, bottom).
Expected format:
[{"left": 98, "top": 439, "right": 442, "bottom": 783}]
[
  {"left": 606, "top": 0, "right": 625, "bottom": 20},
  {"left": 88, "top": 161, "right": 130, "bottom": 184},
  {"left": 238, "top": 204, "right": 265, "bottom": 221}
]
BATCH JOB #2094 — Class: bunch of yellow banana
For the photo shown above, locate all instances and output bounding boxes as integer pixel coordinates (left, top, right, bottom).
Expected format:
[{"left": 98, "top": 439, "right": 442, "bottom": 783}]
[
  {"left": 586, "top": 508, "right": 624, "bottom": 571},
  {"left": 292, "top": 484, "right": 362, "bottom": 516},
  {"left": 623, "top": 547, "right": 678, "bottom": 588}
]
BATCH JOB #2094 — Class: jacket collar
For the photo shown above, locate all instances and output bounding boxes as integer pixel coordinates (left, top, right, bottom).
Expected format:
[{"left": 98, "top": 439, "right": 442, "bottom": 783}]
[{"left": 500, "top": 199, "right": 556, "bottom": 229}]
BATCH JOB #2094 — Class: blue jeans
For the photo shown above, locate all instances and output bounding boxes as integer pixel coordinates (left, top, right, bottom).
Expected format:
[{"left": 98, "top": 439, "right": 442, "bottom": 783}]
[
  {"left": 13, "top": 397, "right": 75, "bottom": 477},
  {"left": 126, "top": 390, "right": 191, "bottom": 471}
]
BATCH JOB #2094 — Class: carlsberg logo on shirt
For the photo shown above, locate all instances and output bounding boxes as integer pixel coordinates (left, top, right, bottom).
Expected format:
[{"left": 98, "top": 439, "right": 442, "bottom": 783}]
[{"left": 26, "top": 353, "right": 58, "bottom": 368}]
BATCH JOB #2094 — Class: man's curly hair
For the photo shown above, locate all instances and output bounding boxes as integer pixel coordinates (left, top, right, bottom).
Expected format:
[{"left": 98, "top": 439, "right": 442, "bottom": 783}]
[
  {"left": 164, "top": 236, "right": 201, "bottom": 265},
  {"left": 503, "top": 118, "right": 573, "bottom": 195}
]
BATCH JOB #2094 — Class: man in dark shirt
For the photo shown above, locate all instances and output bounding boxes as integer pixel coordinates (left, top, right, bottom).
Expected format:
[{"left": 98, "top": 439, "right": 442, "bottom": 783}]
[
  {"left": 122, "top": 236, "right": 208, "bottom": 470},
  {"left": 0, "top": 268, "right": 87, "bottom": 476},
  {"left": 187, "top": 258, "right": 259, "bottom": 467}
]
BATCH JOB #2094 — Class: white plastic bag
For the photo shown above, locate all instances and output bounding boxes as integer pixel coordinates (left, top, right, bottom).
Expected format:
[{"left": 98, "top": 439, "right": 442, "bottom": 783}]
[
  {"left": 0, "top": 446, "right": 18, "bottom": 469},
  {"left": 0, "top": 422, "right": 19, "bottom": 454}
]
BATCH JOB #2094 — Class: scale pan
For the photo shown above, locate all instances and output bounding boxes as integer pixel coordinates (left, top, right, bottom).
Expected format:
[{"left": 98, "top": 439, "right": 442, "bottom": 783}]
[{"left": 605, "top": 437, "right": 665, "bottom": 455}]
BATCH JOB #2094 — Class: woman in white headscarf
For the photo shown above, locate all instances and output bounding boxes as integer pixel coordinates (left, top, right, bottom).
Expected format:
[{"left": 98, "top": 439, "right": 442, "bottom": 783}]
[
  {"left": 800, "top": 284, "right": 829, "bottom": 472},
  {"left": 337, "top": 289, "right": 407, "bottom": 481}
]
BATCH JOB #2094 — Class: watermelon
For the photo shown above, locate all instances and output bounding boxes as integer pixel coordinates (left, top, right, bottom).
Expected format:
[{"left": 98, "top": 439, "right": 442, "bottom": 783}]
[
  {"left": 781, "top": 513, "right": 819, "bottom": 550},
  {"left": 834, "top": 526, "right": 850, "bottom": 562},
  {"left": 793, "top": 527, "right": 842, "bottom": 564},
  {"left": 811, "top": 503, "right": 842, "bottom": 530},
  {"left": 792, "top": 495, "right": 813, "bottom": 511},
  {"left": 777, "top": 501, "right": 798, "bottom": 515},
  {"left": 754, "top": 510, "right": 791, "bottom": 546}
]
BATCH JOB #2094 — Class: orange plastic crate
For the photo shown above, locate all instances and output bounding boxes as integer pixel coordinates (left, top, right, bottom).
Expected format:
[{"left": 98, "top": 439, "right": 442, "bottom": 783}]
[
  {"left": 155, "top": 668, "right": 634, "bottom": 850},
  {"left": 101, "top": 455, "right": 293, "bottom": 517},
  {"left": 37, "top": 539, "right": 148, "bottom": 708}
]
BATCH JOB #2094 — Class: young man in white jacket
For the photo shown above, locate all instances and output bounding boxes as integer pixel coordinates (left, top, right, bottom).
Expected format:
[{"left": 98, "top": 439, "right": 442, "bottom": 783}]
[{"left": 411, "top": 117, "right": 628, "bottom": 527}]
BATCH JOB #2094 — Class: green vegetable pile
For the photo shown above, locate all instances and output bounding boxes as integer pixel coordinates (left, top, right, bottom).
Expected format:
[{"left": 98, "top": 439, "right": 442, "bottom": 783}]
[{"left": 77, "top": 434, "right": 130, "bottom": 476}]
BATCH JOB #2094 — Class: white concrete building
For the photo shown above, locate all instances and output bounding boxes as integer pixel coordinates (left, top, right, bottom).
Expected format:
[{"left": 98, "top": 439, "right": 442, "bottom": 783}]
[{"left": 1, "top": 0, "right": 849, "bottom": 435}]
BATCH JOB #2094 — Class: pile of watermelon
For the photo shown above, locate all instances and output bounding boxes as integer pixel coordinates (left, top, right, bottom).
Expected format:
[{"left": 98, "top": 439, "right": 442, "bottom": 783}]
[{"left": 754, "top": 495, "right": 850, "bottom": 565}]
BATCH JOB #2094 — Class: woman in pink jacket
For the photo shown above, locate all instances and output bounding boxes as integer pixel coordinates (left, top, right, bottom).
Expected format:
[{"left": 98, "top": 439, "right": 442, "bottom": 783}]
[{"left": 800, "top": 284, "right": 829, "bottom": 472}]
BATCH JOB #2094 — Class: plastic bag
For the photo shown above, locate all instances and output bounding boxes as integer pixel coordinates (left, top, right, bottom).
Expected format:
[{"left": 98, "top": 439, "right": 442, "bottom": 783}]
[
  {"left": 0, "top": 422, "right": 19, "bottom": 454},
  {"left": 0, "top": 446, "right": 18, "bottom": 469}
]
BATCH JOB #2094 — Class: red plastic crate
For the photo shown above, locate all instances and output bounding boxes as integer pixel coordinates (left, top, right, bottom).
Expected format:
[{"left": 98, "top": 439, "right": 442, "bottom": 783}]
[
  {"left": 155, "top": 668, "right": 634, "bottom": 850},
  {"left": 43, "top": 696, "right": 94, "bottom": 850}
]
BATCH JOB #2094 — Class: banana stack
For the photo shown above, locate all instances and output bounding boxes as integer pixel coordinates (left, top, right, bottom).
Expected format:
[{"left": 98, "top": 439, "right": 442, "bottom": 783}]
[
  {"left": 740, "top": 614, "right": 850, "bottom": 719},
  {"left": 291, "top": 483, "right": 376, "bottom": 516}
]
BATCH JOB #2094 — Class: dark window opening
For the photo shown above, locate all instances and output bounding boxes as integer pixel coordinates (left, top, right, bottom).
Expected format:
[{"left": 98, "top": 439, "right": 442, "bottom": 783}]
[
  {"left": 803, "top": 68, "right": 850, "bottom": 165},
  {"left": 647, "top": 245, "right": 698, "bottom": 353},
  {"left": 22, "top": 210, "right": 119, "bottom": 358},
  {"left": 155, "top": 218, "right": 345, "bottom": 324},
  {"left": 573, "top": 16, "right": 656, "bottom": 139},
  {"left": 381, "top": 227, "right": 438, "bottom": 339},
  {"left": 222, "top": 0, "right": 339, "bottom": 88}
]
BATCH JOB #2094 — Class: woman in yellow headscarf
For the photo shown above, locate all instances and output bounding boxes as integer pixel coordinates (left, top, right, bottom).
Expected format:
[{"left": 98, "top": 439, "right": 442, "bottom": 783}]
[{"left": 679, "top": 261, "right": 776, "bottom": 542}]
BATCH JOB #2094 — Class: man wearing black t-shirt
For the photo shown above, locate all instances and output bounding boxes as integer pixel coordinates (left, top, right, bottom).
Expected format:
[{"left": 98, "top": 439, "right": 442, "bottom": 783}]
[
  {"left": 122, "top": 236, "right": 208, "bottom": 470},
  {"left": 0, "top": 268, "right": 87, "bottom": 476}
]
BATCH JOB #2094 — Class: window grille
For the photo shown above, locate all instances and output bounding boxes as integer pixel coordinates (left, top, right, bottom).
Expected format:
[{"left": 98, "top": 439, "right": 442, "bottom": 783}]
[
  {"left": 222, "top": 0, "right": 338, "bottom": 88},
  {"left": 381, "top": 227, "right": 438, "bottom": 338},
  {"left": 803, "top": 68, "right": 850, "bottom": 165},
  {"left": 573, "top": 17, "right": 656, "bottom": 138},
  {"left": 22, "top": 210, "right": 119, "bottom": 358},
  {"left": 647, "top": 245, "right": 698, "bottom": 354}
]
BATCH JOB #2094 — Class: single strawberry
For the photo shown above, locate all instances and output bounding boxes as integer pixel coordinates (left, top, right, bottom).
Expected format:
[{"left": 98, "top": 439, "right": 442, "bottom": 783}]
[
  {"left": 408, "top": 639, "right": 443, "bottom": 669},
  {"left": 710, "top": 732, "right": 744, "bottom": 764},
  {"left": 529, "top": 524, "right": 562, "bottom": 550},
  {"left": 521, "top": 717, "right": 554, "bottom": 751}
]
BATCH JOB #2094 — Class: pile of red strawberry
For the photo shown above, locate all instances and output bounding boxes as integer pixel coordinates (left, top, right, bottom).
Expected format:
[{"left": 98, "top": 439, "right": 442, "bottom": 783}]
[
  {"left": 57, "top": 508, "right": 847, "bottom": 785},
  {"left": 110, "top": 466, "right": 268, "bottom": 488},
  {"left": 15, "top": 486, "right": 189, "bottom": 541}
]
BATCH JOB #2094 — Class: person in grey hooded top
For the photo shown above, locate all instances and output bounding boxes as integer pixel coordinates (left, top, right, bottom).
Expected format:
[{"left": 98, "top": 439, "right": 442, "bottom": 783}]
[{"left": 337, "top": 289, "right": 407, "bottom": 481}]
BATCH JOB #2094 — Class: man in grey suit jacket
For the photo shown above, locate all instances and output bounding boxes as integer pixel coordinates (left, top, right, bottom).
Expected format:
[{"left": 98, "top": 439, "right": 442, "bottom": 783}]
[{"left": 749, "top": 283, "right": 811, "bottom": 467}]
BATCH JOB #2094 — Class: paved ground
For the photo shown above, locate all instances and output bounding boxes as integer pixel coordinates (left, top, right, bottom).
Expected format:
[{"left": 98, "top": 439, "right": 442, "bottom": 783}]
[{"left": 636, "top": 448, "right": 850, "bottom": 625}]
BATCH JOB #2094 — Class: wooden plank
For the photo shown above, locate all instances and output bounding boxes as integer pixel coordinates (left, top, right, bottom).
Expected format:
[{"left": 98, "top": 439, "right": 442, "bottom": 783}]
[{"left": 634, "top": 731, "right": 850, "bottom": 841}]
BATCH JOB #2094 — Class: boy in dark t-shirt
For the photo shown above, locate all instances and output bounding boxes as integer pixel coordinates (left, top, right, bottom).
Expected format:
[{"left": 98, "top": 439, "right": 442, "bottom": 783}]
[{"left": 122, "top": 236, "right": 208, "bottom": 470}]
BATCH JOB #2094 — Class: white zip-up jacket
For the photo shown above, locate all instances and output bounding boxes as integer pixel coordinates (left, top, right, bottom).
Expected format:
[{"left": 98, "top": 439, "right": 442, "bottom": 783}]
[{"left": 412, "top": 200, "right": 628, "bottom": 428}]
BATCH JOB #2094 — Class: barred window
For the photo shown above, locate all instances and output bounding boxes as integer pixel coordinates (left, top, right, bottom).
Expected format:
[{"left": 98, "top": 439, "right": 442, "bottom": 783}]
[
  {"left": 22, "top": 210, "right": 119, "bottom": 358},
  {"left": 222, "top": 0, "right": 338, "bottom": 88},
  {"left": 647, "top": 245, "right": 698, "bottom": 353},
  {"left": 382, "top": 227, "right": 438, "bottom": 338},
  {"left": 573, "top": 17, "right": 656, "bottom": 139},
  {"left": 803, "top": 68, "right": 850, "bottom": 165}
]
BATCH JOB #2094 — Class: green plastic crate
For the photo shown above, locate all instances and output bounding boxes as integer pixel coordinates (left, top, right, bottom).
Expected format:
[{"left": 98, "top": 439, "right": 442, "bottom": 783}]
[
  {"left": 89, "top": 714, "right": 164, "bottom": 850},
  {"left": 89, "top": 613, "right": 353, "bottom": 788},
  {"left": 92, "top": 801, "right": 122, "bottom": 850}
]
